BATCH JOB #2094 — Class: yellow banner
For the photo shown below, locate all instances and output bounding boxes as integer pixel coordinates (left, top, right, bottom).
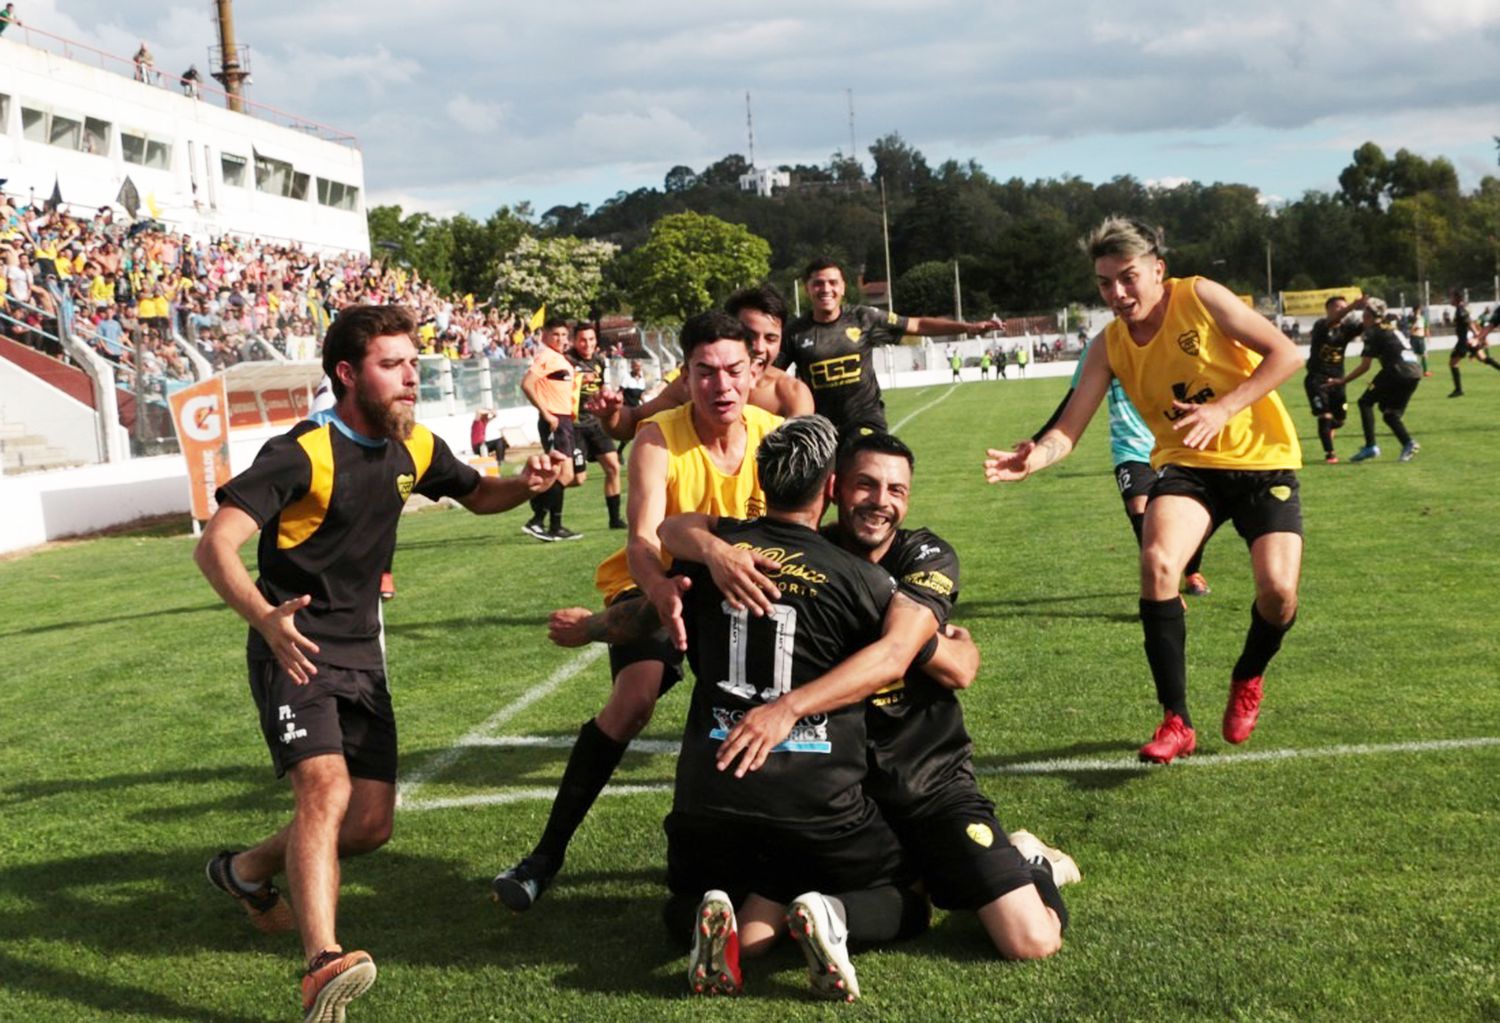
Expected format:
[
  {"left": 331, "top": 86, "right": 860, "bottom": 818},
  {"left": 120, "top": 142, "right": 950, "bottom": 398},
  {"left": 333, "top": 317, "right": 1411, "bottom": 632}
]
[
  {"left": 167, "top": 377, "right": 232, "bottom": 522},
  {"left": 1281, "top": 287, "right": 1361, "bottom": 317}
]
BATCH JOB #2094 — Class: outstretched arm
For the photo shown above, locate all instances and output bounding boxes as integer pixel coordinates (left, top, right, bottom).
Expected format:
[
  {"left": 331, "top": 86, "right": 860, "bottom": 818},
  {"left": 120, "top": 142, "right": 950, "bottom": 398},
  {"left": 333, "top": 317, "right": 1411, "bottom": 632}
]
[
  {"left": 456, "top": 450, "right": 566, "bottom": 513},
  {"left": 985, "top": 335, "right": 1110, "bottom": 483},
  {"left": 908, "top": 315, "right": 1004, "bottom": 337},
  {"left": 547, "top": 598, "right": 662, "bottom": 648},
  {"left": 598, "top": 375, "right": 689, "bottom": 440}
]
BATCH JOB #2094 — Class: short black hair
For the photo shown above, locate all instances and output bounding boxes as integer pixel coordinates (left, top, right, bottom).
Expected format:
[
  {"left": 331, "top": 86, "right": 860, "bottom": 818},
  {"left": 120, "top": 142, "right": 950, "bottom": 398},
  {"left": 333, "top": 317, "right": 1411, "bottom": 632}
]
[
  {"left": 725, "top": 283, "right": 788, "bottom": 327},
  {"left": 678, "top": 310, "right": 751, "bottom": 362},
  {"left": 802, "top": 257, "right": 845, "bottom": 282},
  {"left": 1324, "top": 295, "right": 1346, "bottom": 310},
  {"left": 321, "top": 304, "right": 416, "bottom": 399},
  {"left": 836, "top": 431, "right": 915, "bottom": 476},
  {"left": 542, "top": 316, "right": 570, "bottom": 332}
]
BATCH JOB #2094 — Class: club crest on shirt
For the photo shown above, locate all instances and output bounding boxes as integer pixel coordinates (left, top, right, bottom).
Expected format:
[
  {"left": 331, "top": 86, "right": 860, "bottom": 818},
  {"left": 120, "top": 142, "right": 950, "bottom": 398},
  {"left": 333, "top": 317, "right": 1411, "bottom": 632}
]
[
  {"left": 396, "top": 473, "right": 414, "bottom": 501},
  {"left": 845, "top": 327, "right": 862, "bottom": 343},
  {"left": 1177, "top": 330, "right": 1201, "bottom": 356},
  {"left": 1270, "top": 485, "right": 1292, "bottom": 502},
  {"left": 966, "top": 822, "right": 994, "bottom": 848}
]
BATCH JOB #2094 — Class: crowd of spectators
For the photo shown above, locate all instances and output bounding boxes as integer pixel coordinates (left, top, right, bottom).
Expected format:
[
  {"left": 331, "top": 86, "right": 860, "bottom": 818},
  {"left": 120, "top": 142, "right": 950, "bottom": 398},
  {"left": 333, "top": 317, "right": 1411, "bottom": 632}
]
[{"left": 0, "top": 193, "right": 548, "bottom": 403}]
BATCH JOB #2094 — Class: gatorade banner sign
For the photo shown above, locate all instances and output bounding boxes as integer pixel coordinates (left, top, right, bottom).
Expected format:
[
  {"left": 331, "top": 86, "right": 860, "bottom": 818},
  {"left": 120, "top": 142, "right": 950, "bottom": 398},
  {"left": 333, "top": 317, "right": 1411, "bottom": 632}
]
[{"left": 168, "top": 377, "right": 232, "bottom": 522}]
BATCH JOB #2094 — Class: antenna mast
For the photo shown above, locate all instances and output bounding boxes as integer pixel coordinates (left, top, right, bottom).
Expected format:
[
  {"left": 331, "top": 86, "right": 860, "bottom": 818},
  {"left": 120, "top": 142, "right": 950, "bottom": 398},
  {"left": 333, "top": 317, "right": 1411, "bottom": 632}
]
[
  {"left": 209, "top": 0, "right": 251, "bottom": 113},
  {"left": 746, "top": 91, "right": 756, "bottom": 169}
]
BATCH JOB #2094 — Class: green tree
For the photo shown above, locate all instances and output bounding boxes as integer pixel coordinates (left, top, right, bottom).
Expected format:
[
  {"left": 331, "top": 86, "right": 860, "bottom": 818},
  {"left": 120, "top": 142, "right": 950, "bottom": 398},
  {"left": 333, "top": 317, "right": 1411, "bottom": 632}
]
[
  {"left": 449, "top": 207, "right": 529, "bottom": 297},
  {"left": 869, "top": 132, "right": 930, "bottom": 199},
  {"left": 493, "top": 235, "right": 618, "bottom": 320},
  {"left": 894, "top": 260, "right": 957, "bottom": 316},
  {"left": 617, "top": 212, "right": 771, "bottom": 323},
  {"left": 365, "top": 205, "right": 457, "bottom": 292}
]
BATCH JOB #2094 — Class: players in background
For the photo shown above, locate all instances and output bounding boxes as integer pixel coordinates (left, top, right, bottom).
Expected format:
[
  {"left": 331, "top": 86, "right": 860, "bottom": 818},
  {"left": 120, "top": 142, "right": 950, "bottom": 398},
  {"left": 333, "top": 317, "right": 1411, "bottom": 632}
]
[
  {"left": 520, "top": 318, "right": 583, "bottom": 541},
  {"left": 1407, "top": 301, "right": 1431, "bottom": 377},
  {"left": 1303, "top": 295, "right": 1362, "bottom": 464},
  {"left": 1026, "top": 336, "right": 1213, "bottom": 596},
  {"left": 985, "top": 217, "right": 1304, "bottom": 765},
  {"left": 658, "top": 430, "right": 1074, "bottom": 964},
  {"left": 594, "top": 284, "right": 812, "bottom": 439},
  {"left": 780, "top": 258, "right": 1001, "bottom": 438},
  {"left": 195, "top": 305, "right": 562, "bottom": 1022},
  {"left": 568, "top": 322, "right": 626, "bottom": 529},
  {"left": 491, "top": 311, "right": 782, "bottom": 911},
  {"left": 1447, "top": 290, "right": 1500, "bottom": 397},
  {"left": 1331, "top": 298, "right": 1424, "bottom": 463}
]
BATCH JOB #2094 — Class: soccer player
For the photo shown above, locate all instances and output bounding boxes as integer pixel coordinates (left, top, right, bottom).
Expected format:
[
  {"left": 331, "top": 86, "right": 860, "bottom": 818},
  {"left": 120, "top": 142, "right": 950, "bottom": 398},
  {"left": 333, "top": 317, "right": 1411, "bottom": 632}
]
[
  {"left": 491, "top": 310, "right": 783, "bottom": 910},
  {"left": 1408, "top": 301, "right": 1431, "bottom": 376},
  {"left": 659, "top": 430, "right": 1074, "bottom": 963},
  {"left": 520, "top": 317, "right": 583, "bottom": 541},
  {"left": 1027, "top": 336, "right": 1213, "bottom": 596},
  {"left": 779, "top": 257, "right": 1001, "bottom": 437},
  {"left": 1330, "top": 298, "right": 1424, "bottom": 463},
  {"left": 194, "top": 305, "right": 562, "bottom": 1023},
  {"left": 985, "top": 216, "right": 1305, "bottom": 765},
  {"left": 553, "top": 416, "right": 937, "bottom": 1000},
  {"left": 1447, "top": 290, "right": 1500, "bottom": 397},
  {"left": 1303, "top": 295, "right": 1362, "bottom": 464},
  {"left": 950, "top": 349, "right": 962, "bottom": 381},
  {"left": 567, "top": 322, "right": 626, "bottom": 529},
  {"left": 592, "top": 284, "right": 813, "bottom": 439}
]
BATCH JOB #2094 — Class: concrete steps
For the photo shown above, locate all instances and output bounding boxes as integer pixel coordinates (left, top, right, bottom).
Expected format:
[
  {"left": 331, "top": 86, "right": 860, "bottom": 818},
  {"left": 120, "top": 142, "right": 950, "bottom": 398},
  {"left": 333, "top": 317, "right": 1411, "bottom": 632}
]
[{"left": 0, "top": 421, "right": 83, "bottom": 473}]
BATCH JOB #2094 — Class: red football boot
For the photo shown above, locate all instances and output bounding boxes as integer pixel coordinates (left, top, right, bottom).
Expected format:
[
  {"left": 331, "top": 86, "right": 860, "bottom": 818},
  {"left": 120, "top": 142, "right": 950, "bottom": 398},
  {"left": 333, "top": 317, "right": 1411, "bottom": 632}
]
[
  {"left": 1139, "top": 711, "right": 1197, "bottom": 764},
  {"left": 1223, "top": 675, "right": 1264, "bottom": 744}
]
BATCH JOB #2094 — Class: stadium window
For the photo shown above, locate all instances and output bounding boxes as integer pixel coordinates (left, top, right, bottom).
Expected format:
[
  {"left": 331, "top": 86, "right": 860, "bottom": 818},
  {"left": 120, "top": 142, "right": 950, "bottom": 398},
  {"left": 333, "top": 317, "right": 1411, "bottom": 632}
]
[
  {"left": 254, "top": 150, "right": 293, "bottom": 196},
  {"left": 122, "top": 130, "right": 171, "bottom": 169},
  {"left": 121, "top": 131, "right": 146, "bottom": 164},
  {"left": 145, "top": 138, "right": 170, "bottom": 169},
  {"left": 21, "top": 106, "right": 46, "bottom": 143},
  {"left": 316, "top": 178, "right": 361, "bottom": 212},
  {"left": 221, "top": 153, "right": 247, "bottom": 187},
  {"left": 290, "top": 171, "right": 310, "bottom": 201},
  {"left": 83, "top": 117, "right": 110, "bottom": 157},
  {"left": 48, "top": 113, "right": 82, "bottom": 150},
  {"left": 0, "top": 95, "right": 10, "bottom": 133}
]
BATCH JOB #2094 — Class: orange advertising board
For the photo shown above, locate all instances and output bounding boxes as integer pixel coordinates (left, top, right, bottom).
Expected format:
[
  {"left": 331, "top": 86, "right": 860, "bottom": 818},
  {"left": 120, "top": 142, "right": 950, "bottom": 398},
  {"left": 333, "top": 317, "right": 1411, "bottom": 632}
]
[
  {"left": 227, "top": 390, "right": 264, "bottom": 429},
  {"left": 263, "top": 388, "right": 298, "bottom": 425},
  {"left": 167, "top": 377, "right": 232, "bottom": 522}
]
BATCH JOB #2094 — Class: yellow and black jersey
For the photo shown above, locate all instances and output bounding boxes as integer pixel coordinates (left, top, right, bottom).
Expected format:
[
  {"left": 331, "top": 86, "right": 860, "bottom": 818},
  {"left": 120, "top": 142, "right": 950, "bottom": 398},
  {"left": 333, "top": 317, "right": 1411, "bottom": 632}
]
[
  {"left": 217, "top": 416, "right": 480, "bottom": 668},
  {"left": 568, "top": 351, "right": 607, "bottom": 422},
  {"left": 1105, "top": 277, "right": 1301, "bottom": 471},
  {"left": 778, "top": 305, "right": 909, "bottom": 432},
  {"left": 594, "top": 402, "right": 783, "bottom": 601},
  {"left": 1305, "top": 316, "right": 1355, "bottom": 378},
  {"left": 674, "top": 517, "right": 897, "bottom": 829}
]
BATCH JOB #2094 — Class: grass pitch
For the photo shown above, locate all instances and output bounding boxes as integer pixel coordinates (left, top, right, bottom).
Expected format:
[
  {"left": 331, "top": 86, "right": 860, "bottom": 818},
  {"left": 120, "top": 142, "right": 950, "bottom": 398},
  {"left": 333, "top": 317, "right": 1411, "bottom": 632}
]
[{"left": 2, "top": 371, "right": 1498, "bottom": 1022}]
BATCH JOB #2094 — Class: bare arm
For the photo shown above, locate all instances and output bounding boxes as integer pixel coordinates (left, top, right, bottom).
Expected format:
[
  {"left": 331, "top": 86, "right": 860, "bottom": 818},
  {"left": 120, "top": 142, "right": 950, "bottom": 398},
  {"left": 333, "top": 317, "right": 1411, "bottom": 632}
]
[
  {"left": 455, "top": 450, "right": 566, "bottom": 514},
  {"left": 985, "top": 334, "right": 1111, "bottom": 483},
  {"left": 1334, "top": 356, "right": 1374, "bottom": 388},
  {"left": 622, "top": 424, "right": 692, "bottom": 648},
  {"left": 908, "top": 315, "right": 1004, "bottom": 337},
  {"left": 920, "top": 624, "right": 979, "bottom": 691},
  {"left": 602, "top": 375, "right": 689, "bottom": 441},
  {"left": 715, "top": 592, "right": 937, "bottom": 776},
  {"left": 193, "top": 503, "right": 321, "bottom": 684},
  {"left": 547, "top": 598, "right": 662, "bottom": 648},
  {"left": 774, "top": 373, "right": 815, "bottom": 417},
  {"left": 658, "top": 512, "right": 783, "bottom": 616},
  {"left": 1171, "top": 278, "right": 1306, "bottom": 450}
]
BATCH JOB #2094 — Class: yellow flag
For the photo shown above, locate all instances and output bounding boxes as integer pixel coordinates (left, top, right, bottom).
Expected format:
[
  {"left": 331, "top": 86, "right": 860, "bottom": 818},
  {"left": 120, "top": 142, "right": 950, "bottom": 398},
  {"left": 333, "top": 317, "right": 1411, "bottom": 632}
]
[
  {"left": 528, "top": 305, "right": 546, "bottom": 331},
  {"left": 464, "top": 293, "right": 475, "bottom": 311},
  {"left": 145, "top": 193, "right": 162, "bottom": 219}
]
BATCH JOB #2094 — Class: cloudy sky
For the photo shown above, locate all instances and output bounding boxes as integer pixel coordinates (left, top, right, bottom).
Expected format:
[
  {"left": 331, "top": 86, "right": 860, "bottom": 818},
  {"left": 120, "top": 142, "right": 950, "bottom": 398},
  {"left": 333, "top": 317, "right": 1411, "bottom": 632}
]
[{"left": 22, "top": 1, "right": 1500, "bottom": 217}]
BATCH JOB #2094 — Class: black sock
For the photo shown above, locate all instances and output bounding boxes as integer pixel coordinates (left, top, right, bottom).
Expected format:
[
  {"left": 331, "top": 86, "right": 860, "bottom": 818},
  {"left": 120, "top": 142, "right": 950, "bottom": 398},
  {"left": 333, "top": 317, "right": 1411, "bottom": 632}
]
[
  {"left": 1488, "top": 357, "right": 1500, "bottom": 373},
  {"left": 1451, "top": 365, "right": 1463, "bottom": 391},
  {"left": 527, "top": 494, "right": 546, "bottom": 526},
  {"left": 1358, "top": 399, "right": 1378, "bottom": 446},
  {"left": 1231, "top": 602, "right": 1295, "bottom": 682},
  {"left": 1029, "top": 862, "right": 1069, "bottom": 934},
  {"left": 1139, "top": 597, "right": 1190, "bottom": 725},
  {"left": 547, "top": 482, "right": 565, "bottom": 531},
  {"left": 1127, "top": 511, "right": 1145, "bottom": 548},
  {"left": 1382, "top": 409, "right": 1412, "bottom": 447},
  {"left": 606, "top": 493, "right": 622, "bottom": 524},
  {"left": 532, "top": 719, "right": 629, "bottom": 866},
  {"left": 827, "top": 886, "right": 930, "bottom": 945},
  {"left": 1317, "top": 418, "right": 1336, "bottom": 455}
]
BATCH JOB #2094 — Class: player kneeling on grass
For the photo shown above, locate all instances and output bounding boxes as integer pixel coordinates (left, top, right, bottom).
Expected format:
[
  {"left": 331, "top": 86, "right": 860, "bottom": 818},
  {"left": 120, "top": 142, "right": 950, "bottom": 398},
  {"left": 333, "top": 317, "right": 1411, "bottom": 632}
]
[
  {"left": 985, "top": 216, "right": 1305, "bottom": 765},
  {"left": 194, "top": 304, "right": 564, "bottom": 1023},
  {"left": 551, "top": 416, "right": 935, "bottom": 1001}
]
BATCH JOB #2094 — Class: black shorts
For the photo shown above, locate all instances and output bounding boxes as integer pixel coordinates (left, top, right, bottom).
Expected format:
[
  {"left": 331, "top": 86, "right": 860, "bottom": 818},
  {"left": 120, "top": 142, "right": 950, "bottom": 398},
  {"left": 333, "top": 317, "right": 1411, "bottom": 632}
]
[
  {"left": 665, "top": 802, "right": 910, "bottom": 906},
  {"left": 889, "top": 790, "right": 1034, "bottom": 911},
  {"left": 576, "top": 417, "right": 617, "bottom": 462},
  {"left": 538, "top": 414, "right": 585, "bottom": 474},
  {"left": 1452, "top": 339, "right": 1482, "bottom": 359},
  {"left": 1304, "top": 375, "right": 1347, "bottom": 421},
  {"left": 1364, "top": 371, "right": 1419, "bottom": 414},
  {"left": 247, "top": 658, "right": 397, "bottom": 782},
  {"left": 1409, "top": 335, "right": 1427, "bottom": 355},
  {"left": 605, "top": 590, "right": 684, "bottom": 694},
  {"left": 1149, "top": 464, "right": 1303, "bottom": 542},
  {"left": 1114, "top": 460, "right": 1157, "bottom": 503}
]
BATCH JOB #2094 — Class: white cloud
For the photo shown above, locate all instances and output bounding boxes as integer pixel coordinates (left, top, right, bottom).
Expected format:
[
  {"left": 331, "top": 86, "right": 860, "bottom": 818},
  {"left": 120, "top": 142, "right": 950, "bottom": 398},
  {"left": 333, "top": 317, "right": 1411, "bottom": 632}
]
[{"left": 446, "top": 94, "right": 508, "bottom": 133}]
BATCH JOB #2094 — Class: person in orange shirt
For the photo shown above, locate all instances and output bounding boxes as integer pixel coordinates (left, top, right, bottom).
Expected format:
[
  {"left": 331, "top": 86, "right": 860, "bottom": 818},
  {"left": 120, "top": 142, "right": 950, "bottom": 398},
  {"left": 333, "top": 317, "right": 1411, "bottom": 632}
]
[
  {"left": 986, "top": 217, "right": 1304, "bottom": 765},
  {"left": 520, "top": 317, "right": 583, "bottom": 541}
]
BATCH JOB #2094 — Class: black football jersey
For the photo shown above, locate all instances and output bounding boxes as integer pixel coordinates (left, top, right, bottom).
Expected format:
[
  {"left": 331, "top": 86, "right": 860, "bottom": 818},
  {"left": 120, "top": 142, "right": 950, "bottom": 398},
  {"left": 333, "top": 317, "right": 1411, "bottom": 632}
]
[
  {"left": 779, "top": 305, "right": 909, "bottom": 433},
  {"left": 673, "top": 517, "right": 897, "bottom": 829},
  {"left": 567, "top": 351, "right": 607, "bottom": 423},
  {"left": 1306, "top": 317, "right": 1353, "bottom": 378},
  {"left": 1361, "top": 327, "right": 1423, "bottom": 380}
]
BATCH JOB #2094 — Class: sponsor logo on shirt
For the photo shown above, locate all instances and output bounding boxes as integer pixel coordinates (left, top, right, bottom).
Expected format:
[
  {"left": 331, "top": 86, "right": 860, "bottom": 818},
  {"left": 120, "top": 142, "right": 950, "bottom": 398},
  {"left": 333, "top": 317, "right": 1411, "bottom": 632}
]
[
  {"left": 709, "top": 705, "right": 831, "bottom": 753},
  {"left": 902, "top": 569, "right": 954, "bottom": 597},
  {"left": 1164, "top": 382, "right": 1215, "bottom": 421},
  {"left": 808, "top": 354, "right": 862, "bottom": 389},
  {"left": 913, "top": 542, "right": 943, "bottom": 562}
]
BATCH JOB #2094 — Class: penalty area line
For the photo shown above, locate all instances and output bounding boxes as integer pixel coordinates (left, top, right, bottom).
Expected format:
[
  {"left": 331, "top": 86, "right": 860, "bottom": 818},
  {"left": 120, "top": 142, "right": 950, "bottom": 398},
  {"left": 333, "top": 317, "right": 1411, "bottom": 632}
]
[{"left": 396, "top": 734, "right": 1500, "bottom": 812}]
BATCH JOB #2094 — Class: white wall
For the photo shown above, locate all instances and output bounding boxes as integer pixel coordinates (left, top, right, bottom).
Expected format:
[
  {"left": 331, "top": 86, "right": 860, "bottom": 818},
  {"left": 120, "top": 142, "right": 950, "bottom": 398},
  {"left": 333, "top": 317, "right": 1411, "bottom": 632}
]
[
  {"left": 0, "top": 454, "right": 189, "bottom": 553},
  {"left": 0, "top": 357, "right": 107, "bottom": 463}
]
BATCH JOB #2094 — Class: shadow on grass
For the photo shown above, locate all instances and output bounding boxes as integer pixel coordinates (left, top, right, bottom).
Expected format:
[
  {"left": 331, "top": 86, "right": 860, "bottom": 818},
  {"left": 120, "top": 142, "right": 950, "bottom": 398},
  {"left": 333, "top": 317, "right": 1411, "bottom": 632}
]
[
  {"left": 962, "top": 597, "right": 1139, "bottom": 624},
  {"left": 0, "top": 765, "right": 284, "bottom": 815},
  {"left": 0, "top": 601, "right": 223, "bottom": 639},
  {"left": 0, "top": 949, "right": 264, "bottom": 1023},
  {"left": 382, "top": 613, "right": 552, "bottom": 637}
]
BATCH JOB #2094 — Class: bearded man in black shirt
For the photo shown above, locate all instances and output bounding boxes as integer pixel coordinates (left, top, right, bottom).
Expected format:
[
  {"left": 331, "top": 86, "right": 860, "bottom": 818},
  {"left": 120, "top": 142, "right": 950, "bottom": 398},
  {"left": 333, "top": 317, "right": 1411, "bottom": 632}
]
[
  {"left": 1328, "top": 298, "right": 1423, "bottom": 462},
  {"left": 1304, "top": 295, "right": 1361, "bottom": 463}
]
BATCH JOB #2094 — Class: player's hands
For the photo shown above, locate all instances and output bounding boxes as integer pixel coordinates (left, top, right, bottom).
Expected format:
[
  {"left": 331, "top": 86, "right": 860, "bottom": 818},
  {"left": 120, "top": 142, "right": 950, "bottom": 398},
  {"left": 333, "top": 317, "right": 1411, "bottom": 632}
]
[
  {"left": 969, "top": 318, "right": 1004, "bottom": 334},
  {"left": 255, "top": 594, "right": 320, "bottom": 684},
  {"left": 716, "top": 700, "right": 798, "bottom": 777},
  {"left": 646, "top": 575, "right": 692, "bottom": 652},
  {"left": 547, "top": 607, "right": 595, "bottom": 647},
  {"left": 518, "top": 450, "right": 568, "bottom": 492},
  {"left": 984, "top": 442, "right": 1032, "bottom": 483},
  {"left": 1170, "top": 400, "right": 1230, "bottom": 450},
  {"left": 706, "top": 545, "right": 781, "bottom": 617},
  {"left": 586, "top": 387, "right": 623, "bottom": 420}
]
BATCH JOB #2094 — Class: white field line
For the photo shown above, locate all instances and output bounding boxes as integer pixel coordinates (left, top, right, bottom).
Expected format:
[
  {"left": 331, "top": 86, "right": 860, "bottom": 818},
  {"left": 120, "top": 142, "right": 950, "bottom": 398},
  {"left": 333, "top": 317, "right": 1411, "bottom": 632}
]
[
  {"left": 396, "top": 734, "right": 1500, "bottom": 812},
  {"left": 396, "top": 645, "right": 606, "bottom": 806},
  {"left": 459, "top": 735, "right": 682, "bottom": 754},
  {"left": 890, "top": 385, "right": 958, "bottom": 432}
]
